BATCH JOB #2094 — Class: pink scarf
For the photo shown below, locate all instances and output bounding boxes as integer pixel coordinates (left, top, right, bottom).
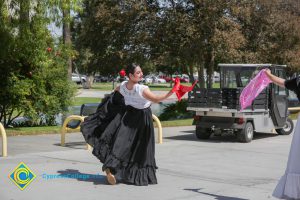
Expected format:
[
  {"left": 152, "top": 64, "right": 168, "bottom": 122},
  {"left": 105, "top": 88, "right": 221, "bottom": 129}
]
[{"left": 239, "top": 69, "right": 272, "bottom": 110}]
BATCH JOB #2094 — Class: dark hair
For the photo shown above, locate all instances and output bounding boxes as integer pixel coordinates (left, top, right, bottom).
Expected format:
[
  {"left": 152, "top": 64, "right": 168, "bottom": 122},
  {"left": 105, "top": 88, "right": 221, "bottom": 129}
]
[{"left": 125, "top": 63, "right": 140, "bottom": 76}]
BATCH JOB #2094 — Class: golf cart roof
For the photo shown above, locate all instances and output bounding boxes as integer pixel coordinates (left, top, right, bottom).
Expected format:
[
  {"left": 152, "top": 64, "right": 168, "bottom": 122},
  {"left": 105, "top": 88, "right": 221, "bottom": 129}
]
[{"left": 218, "top": 63, "right": 287, "bottom": 68}]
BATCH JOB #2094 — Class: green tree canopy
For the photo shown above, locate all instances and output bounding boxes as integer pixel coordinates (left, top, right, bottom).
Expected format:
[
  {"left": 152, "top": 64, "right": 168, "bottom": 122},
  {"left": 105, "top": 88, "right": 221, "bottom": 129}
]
[
  {"left": 74, "top": 0, "right": 300, "bottom": 86},
  {"left": 0, "top": 0, "right": 75, "bottom": 127}
]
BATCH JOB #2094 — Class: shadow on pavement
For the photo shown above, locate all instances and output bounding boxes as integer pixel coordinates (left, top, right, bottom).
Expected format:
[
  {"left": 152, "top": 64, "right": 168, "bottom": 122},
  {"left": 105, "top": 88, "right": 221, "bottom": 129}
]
[
  {"left": 164, "top": 133, "right": 199, "bottom": 142},
  {"left": 53, "top": 142, "right": 87, "bottom": 149},
  {"left": 56, "top": 169, "right": 107, "bottom": 185},
  {"left": 165, "top": 131, "right": 279, "bottom": 143},
  {"left": 184, "top": 188, "right": 249, "bottom": 200}
]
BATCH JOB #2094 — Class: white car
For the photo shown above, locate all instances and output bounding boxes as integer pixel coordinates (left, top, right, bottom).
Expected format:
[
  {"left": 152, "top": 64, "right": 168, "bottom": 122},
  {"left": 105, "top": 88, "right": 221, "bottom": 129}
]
[
  {"left": 157, "top": 77, "right": 166, "bottom": 83},
  {"left": 72, "top": 73, "right": 86, "bottom": 84},
  {"left": 144, "top": 76, "right": 166, "bottom": 84}
]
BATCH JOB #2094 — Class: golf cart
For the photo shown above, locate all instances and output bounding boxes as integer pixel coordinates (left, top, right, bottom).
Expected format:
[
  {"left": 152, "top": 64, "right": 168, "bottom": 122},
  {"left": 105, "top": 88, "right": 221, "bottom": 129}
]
[{"left": 187, "top": 64, "right": 294, "bottom": 143}]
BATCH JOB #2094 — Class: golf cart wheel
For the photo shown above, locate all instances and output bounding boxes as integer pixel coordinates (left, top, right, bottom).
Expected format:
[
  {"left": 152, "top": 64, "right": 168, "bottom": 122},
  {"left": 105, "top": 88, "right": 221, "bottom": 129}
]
[
  {"left": 237, "top": 122, "right": 254, "bottom": 143},
  {"left": 276, "top": 118, "right": 294, "bottom": 135},
  {"left": 195, "top": 126, "right": 211, "bottom": 140}
]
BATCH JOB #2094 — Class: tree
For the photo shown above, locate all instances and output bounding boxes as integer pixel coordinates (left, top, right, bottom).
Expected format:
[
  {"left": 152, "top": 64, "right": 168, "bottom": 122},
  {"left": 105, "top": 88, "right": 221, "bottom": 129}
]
[
  {"left": 153, "top": 0, "right": 232, "bottom": 88},
  {"left": 231, "top": 0, "right": 300, "bottom": 72},
  {"left": 74, "top": 0, "right": 300, "bottom": 87},
  {"left": 48, "top": 0, "right": 83, "bottom": 79},
  {"left": 74, "top": 0, "right": 160, "bottom": 79},
  {"left": 0, "top": 0, "right": 75, "bottom": 127}
]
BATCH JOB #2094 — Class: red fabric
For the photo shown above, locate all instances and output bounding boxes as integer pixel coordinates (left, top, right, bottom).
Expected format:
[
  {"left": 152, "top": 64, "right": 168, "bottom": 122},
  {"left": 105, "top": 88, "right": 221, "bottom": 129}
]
[
  {"left": 171, "top": 77, "right": 181, "bottom": 92},
  {"left": 172, "top": 78, "right": 198, "bottom": 101},
  {"left": 119, "top": 69, "right": 126, "bottom": 77}
]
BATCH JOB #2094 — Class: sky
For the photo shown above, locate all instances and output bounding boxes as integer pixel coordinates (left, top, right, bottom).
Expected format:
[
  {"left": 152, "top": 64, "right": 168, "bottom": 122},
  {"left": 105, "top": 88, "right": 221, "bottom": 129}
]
[{"left": 48, "top": 22, "right": 62, "bottom": 37}]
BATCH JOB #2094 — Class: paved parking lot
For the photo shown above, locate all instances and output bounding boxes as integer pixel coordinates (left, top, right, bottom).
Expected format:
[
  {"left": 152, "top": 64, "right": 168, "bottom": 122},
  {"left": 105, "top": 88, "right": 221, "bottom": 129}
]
[{"left": 0, "top": 126, "right": 294, "bottom": 200}]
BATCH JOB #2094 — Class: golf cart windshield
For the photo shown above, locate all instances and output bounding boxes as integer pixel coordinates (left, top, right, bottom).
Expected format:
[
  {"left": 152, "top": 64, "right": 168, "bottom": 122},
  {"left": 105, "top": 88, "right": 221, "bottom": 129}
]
[{"left": 221, "top": 66, "right": 262, "bottom": 88}]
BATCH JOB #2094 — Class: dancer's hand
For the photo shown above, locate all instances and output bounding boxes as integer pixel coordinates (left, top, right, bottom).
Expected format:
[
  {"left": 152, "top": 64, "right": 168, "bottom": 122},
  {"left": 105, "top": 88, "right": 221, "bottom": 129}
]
[
  {"left": 264, "top": 68, "right": 285, "bottom": 88},
  {"left": 264, "top": 68, "right": 271, "bottom": 77}
]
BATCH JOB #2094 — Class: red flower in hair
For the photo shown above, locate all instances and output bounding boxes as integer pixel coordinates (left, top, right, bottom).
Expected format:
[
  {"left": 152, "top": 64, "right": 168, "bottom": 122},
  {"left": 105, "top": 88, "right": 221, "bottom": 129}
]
[{"left": 119, "top": 69, "right": 126, "bottom": 77}]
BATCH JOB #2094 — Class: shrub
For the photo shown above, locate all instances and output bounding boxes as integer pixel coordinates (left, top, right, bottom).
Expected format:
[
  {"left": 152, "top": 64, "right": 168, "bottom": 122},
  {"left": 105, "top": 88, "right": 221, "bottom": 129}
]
[{"left": 158, "top": 99, "right": 194, "bottom": 121}]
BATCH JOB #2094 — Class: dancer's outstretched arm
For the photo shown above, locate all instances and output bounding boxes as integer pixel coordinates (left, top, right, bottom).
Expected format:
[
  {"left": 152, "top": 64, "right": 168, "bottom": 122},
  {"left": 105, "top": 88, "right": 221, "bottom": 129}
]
[
  {"left": 143, "top": 88, "right": 173, "bottom": 103},
  {"left": 115, "top": 85, "right": 173, "bottom": 103},
  {"left": 265, "top": 69, "right": 285, "bottom": 88}
]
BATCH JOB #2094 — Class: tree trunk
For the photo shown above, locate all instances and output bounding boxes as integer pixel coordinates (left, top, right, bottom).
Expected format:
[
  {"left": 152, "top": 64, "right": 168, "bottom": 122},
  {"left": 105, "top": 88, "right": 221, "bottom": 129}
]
[
  {"left": 0, "top": 1, "right": 3, "bottom": 18},
  {"left": 86, "top": 75, "right": 94, "bottom": 89},
  {"left": 62, "top": 0, "right": 72, "bottom": 80},
  {"left": 206, "top": 47, "right": 215, "bottom": 89},
  {"left": 188, "top": 65, "right": 195, "bottom": 83},
  {"left": 198, "top": 63, "right": 205, "bottom": 88}
]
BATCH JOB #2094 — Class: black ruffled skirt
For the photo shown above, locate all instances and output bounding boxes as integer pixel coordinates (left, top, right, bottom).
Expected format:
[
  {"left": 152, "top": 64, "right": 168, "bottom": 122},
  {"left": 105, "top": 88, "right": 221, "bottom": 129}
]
[{"left": 80, "top": 92, "right": 157, "bottom": 186}]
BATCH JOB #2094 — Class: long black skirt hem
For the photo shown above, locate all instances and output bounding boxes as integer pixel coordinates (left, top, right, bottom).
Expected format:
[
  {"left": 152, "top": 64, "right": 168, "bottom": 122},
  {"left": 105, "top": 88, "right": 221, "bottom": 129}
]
[{"left": 91, "top": 136, "right": 158, "bottom": 186}]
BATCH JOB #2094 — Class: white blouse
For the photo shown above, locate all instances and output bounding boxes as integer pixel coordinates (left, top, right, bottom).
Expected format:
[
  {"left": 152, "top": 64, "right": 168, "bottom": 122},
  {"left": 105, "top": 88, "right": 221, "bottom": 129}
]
[{"left": 119, "top": 81, "right": 151, "bottom": 109}]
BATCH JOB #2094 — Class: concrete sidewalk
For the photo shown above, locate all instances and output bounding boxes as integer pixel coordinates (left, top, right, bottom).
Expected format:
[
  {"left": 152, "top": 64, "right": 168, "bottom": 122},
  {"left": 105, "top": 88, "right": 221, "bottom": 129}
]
[{"left": 0, "top": 126, "right": 292, "bottom": 200}]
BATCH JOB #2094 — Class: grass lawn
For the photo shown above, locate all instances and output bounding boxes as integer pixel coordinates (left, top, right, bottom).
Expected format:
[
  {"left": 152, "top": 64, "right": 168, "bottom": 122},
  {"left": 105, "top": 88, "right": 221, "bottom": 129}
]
[
  {"left": 90, "top": 82, "right": 220, "bottom": 91},
  {"left": 5, "top": 126, "right": 61, "bottom": 136},
  {"left": 5, "top": 125, "right": 82, "bottom": 136},
  {"left": 5, "top": 113, "right": 298, "bottom": 136},
  {"left": 157, "top": 118, "right": 193, "bottom": 127},
  {"left": 6, "top": 118, "right": 194, "bottom": 136},
  {"left": 289, "top": 112, "right": 299, "bottom": 120},
  {"left": 91, "top": 82, "right": 115, "bottom": 90},
  {"left": 73, "top": 97, "right": 102, "bottom": 106}
]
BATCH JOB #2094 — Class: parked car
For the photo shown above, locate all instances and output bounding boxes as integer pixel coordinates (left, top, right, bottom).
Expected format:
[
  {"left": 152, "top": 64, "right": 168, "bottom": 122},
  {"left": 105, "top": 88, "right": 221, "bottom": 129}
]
[
  {"left": 164, "top": 76, "right": 174, "bottom": 82},
  {"left": 156, "top": 77, "right": 166, "bottom": 83},
  {"left": 94, "top": 75, "right": 113, "bottom": 83},
  {"left": 161, "top": 74, "right": 189, "bottom": 83},
  {"left": 11, "top": 116, "right": 33, "bottom": 127},
  {"left": 114, "top": 75, "right": 129, "bottom": 82},
  {"left": 213, "top": 75, "right": 220, "bottom": 83},
  {"left": 180, "top": 74, "right": 190, "bottom": 83},
  {"left": 94, "top": 76, "right": 101, "bottom": 83},
  {"left": 144, "top": 76, "right": 155, "bottom": 84},
  {"left": 72, "top": 73, "right": 86, "bottom": 84},
  {"left": 193, "top": 75, "right": 207, "bottom": 82},
  {"left": 193, "top": 74, "right": 218, "bottom": 83},
  {"left": 144, "top": 76, "right": 166, "bottom": 84}
]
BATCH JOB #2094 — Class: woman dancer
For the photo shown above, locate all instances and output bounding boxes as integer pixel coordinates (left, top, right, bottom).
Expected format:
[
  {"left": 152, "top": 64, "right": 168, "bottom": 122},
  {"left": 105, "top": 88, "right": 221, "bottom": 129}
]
[
  {"left": 265, "top": 69, "right": 300, "bottom": 199},
  {"left": 81, "top": 63, "right": 176, "bottom": 186}
]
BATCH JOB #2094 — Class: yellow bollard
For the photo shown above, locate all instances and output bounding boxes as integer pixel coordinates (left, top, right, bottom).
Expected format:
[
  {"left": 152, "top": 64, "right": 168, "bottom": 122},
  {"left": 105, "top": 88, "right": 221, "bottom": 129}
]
[
  {"left": 152, "top": 114, "right": 163, "bottom": 144},
  {"left": 61, "top": 115, "right": 85, "bottom": 146},
  {"left": 288, "top": 107, "right": 300, "bottom": 112},
  {"left": 0, "top": 123, "right": 7, "bottom": 157}
]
